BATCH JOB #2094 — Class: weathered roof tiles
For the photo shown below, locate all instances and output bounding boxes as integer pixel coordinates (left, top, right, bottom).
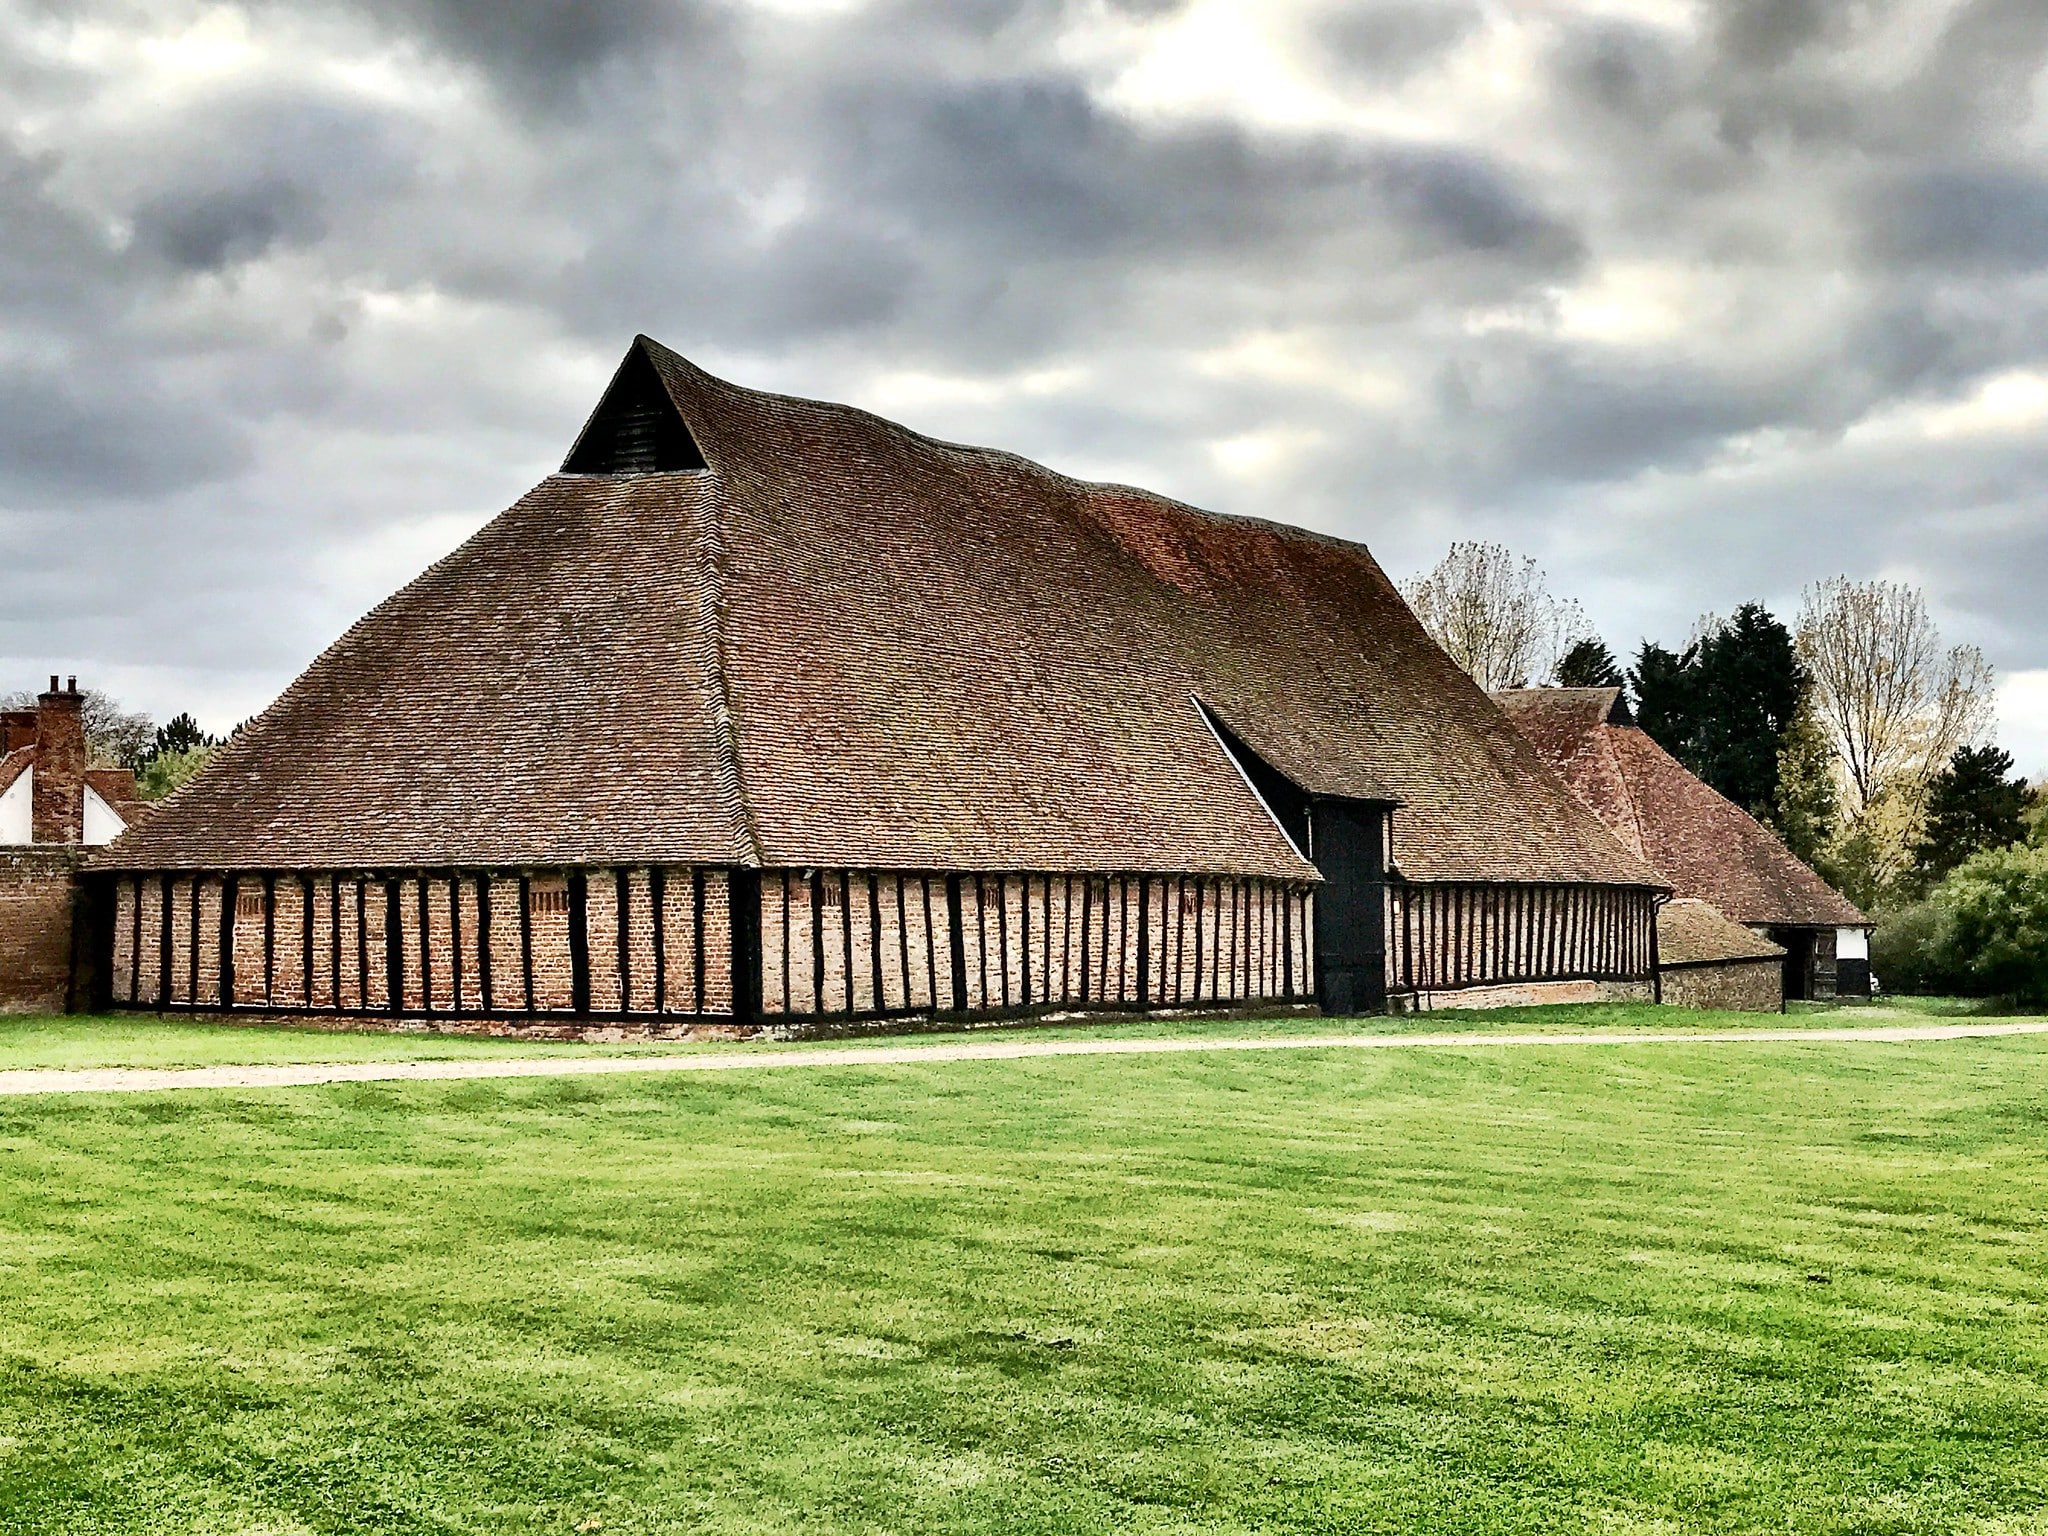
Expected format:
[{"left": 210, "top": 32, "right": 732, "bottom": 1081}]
[
  {"left": 103, "top": 336, "right": 1663, "bottom": 889},
  {"left": 1494, "top": 686, "right": 1867, "bottom": 928}
]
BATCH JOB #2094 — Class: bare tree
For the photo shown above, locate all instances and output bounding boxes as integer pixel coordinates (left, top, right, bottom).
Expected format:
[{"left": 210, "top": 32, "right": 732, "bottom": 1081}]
[
  {"left": 1794, "top": 577, "right": 1994, "bottom": 819},
  {"left": 1400, "top": 541, "right": 1588, "bottom": 691},
  {"left": 0, "top": 686, "right": 155, "bottom": 770}
]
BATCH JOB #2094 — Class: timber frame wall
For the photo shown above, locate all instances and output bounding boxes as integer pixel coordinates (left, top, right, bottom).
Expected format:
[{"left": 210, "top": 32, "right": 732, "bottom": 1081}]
[
  {"left": 757, "top": 871, "right": 1314, "bottom": 1023},
  {"left": 93, "top": 867, "right": 1319, "bottom": 1027},
  {"left": 91, "top": 868, "right": 1657, "bottom": 1025},
  {"left": 1385, "top": 881, "right": 1658, "bottom": 996}
]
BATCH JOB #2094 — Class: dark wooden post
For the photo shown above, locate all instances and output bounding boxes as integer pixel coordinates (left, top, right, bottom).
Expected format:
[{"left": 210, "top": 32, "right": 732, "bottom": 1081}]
[
  {"left": 730, "top": 868, "right": 762, "bottom": 1024},
  {"left": 1136, "top": 875, "right": 1152, "bottom": 1005},
  {"left": 567, "top": 870, "right": 590, "bottom": 1015},
  {"left": 945, "top": 874, "right": 968, "bottom": 1013},
  {"left": 219, "top": 875, "right": 238, "bottom": 1008},
  {"left": 384, "top": 877, "right": 404, "bottom": 1013},
  {"left": 478, "top": 876, "right": 495, "bottom": 1014}
]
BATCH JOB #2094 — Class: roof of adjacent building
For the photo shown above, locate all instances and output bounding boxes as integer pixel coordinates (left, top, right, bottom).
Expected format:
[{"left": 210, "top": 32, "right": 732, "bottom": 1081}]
[
  {"left": 85, "top": 769, "right": 146, "bottom": 829},
  {"left": 1493, "top": 686, "right": 1868, "bottom": 928},
  {"left": 101, "top": 337, "right": 1663, "bottom": 885},
  {"left": 1655, "top": 898, "right": 1787, "bottom": 968},
  {"left": 0, "top": 742, "right": 143, "bottom": 835}
]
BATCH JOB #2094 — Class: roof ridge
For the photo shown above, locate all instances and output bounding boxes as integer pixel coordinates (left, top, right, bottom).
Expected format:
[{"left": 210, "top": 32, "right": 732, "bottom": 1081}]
[
  {"left": 632, "top": 334, "right": 1400, "bottom": 566},
  {"left": 691, "top": 479, "right": 763, "bottom": 868},
  {"left": 1599, "top": 721, "right": 1651, "bottom": 858}
]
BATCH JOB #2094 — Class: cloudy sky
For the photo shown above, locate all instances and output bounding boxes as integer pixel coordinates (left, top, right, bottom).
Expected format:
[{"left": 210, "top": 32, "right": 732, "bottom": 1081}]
[{"left": 3, "top": 0, "right": 2046, "bottom": 765}]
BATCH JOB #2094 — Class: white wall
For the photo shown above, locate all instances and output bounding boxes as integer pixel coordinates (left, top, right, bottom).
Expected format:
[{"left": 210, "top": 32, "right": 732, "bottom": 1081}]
[
  {"left": 83, "top": 784, "right": 127, "bottom": 846},
  {"left": 0, "top": 768, "right": 29, "bottom": 845},
  {"left": 1837, "top": 926, "right": 1869, "bottom": 961}
]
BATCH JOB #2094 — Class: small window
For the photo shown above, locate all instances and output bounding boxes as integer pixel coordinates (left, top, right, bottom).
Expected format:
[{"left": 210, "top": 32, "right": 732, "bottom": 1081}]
[
  {"left": 529, "top": 882, "right": 569, "bottom": 916},
  {"left": 820, "top": 874, "right": 844, "bottom": 910},
  {"left": 236, "top": 892, "right": 263, "bottom": 918}
]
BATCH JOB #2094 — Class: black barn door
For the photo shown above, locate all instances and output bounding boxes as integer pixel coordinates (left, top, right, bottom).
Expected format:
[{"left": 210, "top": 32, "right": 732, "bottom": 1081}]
[{"left": 1311, "top": 799, "right": 1388, "bottom": 1016}]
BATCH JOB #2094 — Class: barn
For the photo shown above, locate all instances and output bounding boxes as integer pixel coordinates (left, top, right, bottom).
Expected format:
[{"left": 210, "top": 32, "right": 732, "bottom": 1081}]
[
  {"left": 86, "top": 336, "right": 1664, "bottom": 1034},
  {"left": 1494, "top": 686, "right": 1871, "bottom": 1005}
]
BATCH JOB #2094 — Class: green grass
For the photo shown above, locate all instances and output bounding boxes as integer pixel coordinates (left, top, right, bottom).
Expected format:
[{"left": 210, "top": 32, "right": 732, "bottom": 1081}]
[
  {"left": 1, "top": 1035, "right": 2045, "bottom": 1532},
  {"left": 4, "top": 997, "right": 2019, "bottom": 1073}
]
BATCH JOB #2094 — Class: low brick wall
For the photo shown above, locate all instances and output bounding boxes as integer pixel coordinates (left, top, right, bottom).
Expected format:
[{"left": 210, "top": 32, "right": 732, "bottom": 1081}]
[
  {"left": 1390, "top": 978, "right": 1654, "bottom": 1013},
  {"left": 1658, "top": 960, "right": 1783, "bottom": 1013},
  {"left": 0, "top": 849, "right": 84, "bottom": 1013}
]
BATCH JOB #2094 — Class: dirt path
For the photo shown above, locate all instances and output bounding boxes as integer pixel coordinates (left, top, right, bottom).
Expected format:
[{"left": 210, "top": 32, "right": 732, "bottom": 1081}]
[{"left": 3, "top": 1019, "right": 2046, "bottom": 1097}]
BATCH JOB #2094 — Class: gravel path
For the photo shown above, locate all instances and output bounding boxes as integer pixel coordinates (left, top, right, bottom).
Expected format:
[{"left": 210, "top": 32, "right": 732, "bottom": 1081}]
[{"left": 3, "top": 1019, "right": 2046, "bottom": 1097}]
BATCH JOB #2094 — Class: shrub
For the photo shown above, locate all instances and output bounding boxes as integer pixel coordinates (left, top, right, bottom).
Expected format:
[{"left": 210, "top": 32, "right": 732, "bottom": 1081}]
[
  {"left": 1870, "top": 901, "right": 1959, "bottom": 996},
  {"left": 1936, "top": 845, "right": 2048, "bottom": 1005}
]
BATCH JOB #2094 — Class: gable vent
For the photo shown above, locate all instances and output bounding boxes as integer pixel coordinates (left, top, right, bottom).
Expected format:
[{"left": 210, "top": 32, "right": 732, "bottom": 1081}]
[{"left": 561, "top": 343, "right": 709, "bottom": 474}]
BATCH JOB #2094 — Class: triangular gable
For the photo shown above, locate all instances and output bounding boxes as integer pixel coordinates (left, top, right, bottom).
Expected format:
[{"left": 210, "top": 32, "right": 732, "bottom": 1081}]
[{"left": 561, "top": 339, "right": 708, "bottom": 474}]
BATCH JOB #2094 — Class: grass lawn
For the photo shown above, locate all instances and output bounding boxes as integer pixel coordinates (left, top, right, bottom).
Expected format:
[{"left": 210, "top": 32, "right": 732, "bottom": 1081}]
[
  {"left": 1, "top": 997, "right": 2024, "bottom": 1073},
  {"left": 1, "top": 1035, "right": 2046, "bottom": 1532}
]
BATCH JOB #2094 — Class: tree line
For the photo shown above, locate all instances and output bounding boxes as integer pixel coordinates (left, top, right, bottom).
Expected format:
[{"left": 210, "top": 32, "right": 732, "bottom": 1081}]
[
  {"left": 0, "top": 688, "right": 224, "bottom": 802},
  {"left": 1402, "top": 544, "right": 2042, "bottom": 998}
]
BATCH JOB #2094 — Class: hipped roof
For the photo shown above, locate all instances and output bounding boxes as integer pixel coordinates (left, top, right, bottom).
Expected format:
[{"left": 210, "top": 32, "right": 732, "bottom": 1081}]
[
  {"left": 104, "top": 338, "right": 1661, "bottom": 886},
  {"left": 1493, "top": 687, "right": 1867, "bottom": 927},
  {"left": 1656, "top": 898, "right": 1786, "bottom": 968}
]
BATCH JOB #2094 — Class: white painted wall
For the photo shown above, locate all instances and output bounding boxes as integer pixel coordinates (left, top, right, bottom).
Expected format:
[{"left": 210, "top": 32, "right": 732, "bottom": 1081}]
[
  {"left": 83, "top": 783, "right": 127, "bottom": 846},
  {"left": 1837, "top": 926, "right": 1869, "bottom": 961},
  {"left": 0, "top": 768, "right": 29, "bottom": 844}
]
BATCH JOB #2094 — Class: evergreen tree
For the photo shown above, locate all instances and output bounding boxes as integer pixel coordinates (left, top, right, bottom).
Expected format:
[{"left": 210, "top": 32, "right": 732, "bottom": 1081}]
[
  {"left": 1909, "top": 744, "right": 2029, "bottom": 892},
  {"left": 151, "top": 712, "right": 217, "bottom": 758},
  {"left": 1629, "top": 606, "right": 1804, "bottom": 817},
  {"left": 1553, "top": 637, "right": 1624, "bottom": 689},
  {"left": 1629, "top": 641, "right": 1696, "bottom": 754},
  {"left": 1691, "top": 604, "right": 1806, "bottom": 817}
]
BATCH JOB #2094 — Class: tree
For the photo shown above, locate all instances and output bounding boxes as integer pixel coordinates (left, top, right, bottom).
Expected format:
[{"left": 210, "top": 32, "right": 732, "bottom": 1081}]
[
  {"left": 1908, "top": 745, "right": 2028, "bottom": 892},
  {"left": 1627, "top": 604, "right": 1805, "bottom": 818},
  {"left": 137, "top": 744, "right": 216, "bottom": 801},
  {"left": 1795, "top": 577, "right": 1994, "bottom": 819},
  {"left": 1773, "top": 699, "right": 1839, "bottom": 866},
  {"left": 1553, "top": 637, "right": 1624, "bottom": 689},
  {"left": 151, "top": 712, "right": 218, "bottom": 758},
  {"left": 1691, "top": 604, "right": 1806, "bottom": 817},
  {"left": 0, "top": 686, "right": 154, "bottom": 770},
  {"left": 1401, "top": 542, "right": 1589, "bottom": 692},
  {"left": 1629, "top": 641, "right": 1696, "bottom": 748},
  {"left": 1932, "top": 844, "right": 2048, "bottom": 1004},
  {"left": 1400, "top": 540, "right": 1589, "bottom": 692}
]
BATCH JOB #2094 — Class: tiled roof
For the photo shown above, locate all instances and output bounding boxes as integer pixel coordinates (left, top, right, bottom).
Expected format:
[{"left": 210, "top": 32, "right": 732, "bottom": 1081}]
[
  {"left": 101, "top": 337, "right": 1663, "bottom": 886},
  {"left": 1495, "top": 687, "right": 1868, "bottom": 927},
  {"left": 1656, "top": 898, "right": 1786, "bottom": 967},
  {"left": 0, "top": 745, "right": 29, "bottom": 797},
  {"left": 85, "top": 769, "right": 146, "bottom": 829}
]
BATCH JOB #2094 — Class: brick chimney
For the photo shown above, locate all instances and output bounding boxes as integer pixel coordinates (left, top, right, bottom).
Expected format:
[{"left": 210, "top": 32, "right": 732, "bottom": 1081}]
[
  {"left": 0, "top": 709, "right": 34, "bottom": 756},
  {"left": 30, "top": 675, "right": 86, "bottom": 845}
]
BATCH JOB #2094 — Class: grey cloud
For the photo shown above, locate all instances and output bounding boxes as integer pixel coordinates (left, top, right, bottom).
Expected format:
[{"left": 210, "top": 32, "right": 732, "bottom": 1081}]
[
  {"left": 125, "top": 89, "right": 415, "bottom": 270},
  {"left": 1, "top": 0, "right": 2046, "bottom": 729},
  {"left": 1873, "top": 166, "right": 2048, "bottom": 271},
  {"left": 281, "top": 0, "right": 733, "bottom": 110},
  {"left": 133, "top": 179, "right": 325, "bottom": 270},
  {"left": 0, "top": 367, "right": 246, "bottom": 499},
  {"left": 1313, "top": 1, "right": 1485, "bottom": 85},
  {"left": 1712, "top": 0, "right": 1837, "bottom": 71}
]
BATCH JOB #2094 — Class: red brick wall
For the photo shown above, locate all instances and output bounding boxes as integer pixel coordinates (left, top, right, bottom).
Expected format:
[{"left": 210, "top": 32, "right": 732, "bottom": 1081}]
[{"left": 0, "top": 849, "right": 83, "bottom": 1013}]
